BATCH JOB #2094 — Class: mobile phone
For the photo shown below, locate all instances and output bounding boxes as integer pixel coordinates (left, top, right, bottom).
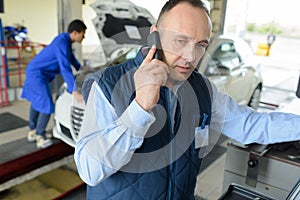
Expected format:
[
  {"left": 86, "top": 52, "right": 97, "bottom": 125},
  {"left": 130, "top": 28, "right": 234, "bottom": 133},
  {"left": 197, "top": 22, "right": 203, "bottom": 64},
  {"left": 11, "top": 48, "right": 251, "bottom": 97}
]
[
  {"left": 296, "top": 75, "right": 300, "bottom": 98},
  {"left": 147, "top": 31, "right": 163, "bottom": 61}
]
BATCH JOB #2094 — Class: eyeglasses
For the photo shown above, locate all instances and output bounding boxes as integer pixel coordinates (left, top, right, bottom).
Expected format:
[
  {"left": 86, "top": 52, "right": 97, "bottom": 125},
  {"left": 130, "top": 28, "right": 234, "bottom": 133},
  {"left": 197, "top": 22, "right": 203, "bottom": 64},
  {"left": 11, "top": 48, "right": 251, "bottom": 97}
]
[{"left": 158, "top": 28, "right": 209, "bottom": 59}]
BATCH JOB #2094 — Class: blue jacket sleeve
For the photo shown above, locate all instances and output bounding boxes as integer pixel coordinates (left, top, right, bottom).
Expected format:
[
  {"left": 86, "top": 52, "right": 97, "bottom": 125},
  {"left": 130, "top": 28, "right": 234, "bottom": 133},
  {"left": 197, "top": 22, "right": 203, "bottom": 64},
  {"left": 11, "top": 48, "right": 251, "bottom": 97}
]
[
  {"left": 55, "top": 40, "right": 77, "bottom": 93},
  {"left": 70, "top": 50, "right": 82, "bottom": 71}
]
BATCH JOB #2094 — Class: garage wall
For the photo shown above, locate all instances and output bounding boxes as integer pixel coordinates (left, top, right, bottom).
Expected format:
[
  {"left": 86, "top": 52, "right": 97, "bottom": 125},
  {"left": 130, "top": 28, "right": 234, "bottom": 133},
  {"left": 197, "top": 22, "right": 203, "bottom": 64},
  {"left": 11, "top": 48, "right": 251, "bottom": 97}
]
[{"left": 0, "top": 0, "right": 58, "bottom": 44}]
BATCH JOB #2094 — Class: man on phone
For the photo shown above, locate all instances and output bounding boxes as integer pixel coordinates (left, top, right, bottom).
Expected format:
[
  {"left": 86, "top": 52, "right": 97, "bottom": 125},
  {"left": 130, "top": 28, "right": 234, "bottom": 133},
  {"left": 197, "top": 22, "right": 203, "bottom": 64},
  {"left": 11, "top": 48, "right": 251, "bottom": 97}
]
[{"left": 74, "top": 1, "right": 300, "bottom": 199}]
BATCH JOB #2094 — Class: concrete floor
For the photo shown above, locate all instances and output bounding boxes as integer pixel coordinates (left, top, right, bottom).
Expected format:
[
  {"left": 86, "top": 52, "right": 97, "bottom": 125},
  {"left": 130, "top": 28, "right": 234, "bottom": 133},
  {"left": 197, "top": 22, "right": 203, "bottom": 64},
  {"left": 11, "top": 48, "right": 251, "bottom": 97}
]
[{"left": 0, "top": 99, "right": 84, "bottom": 200}]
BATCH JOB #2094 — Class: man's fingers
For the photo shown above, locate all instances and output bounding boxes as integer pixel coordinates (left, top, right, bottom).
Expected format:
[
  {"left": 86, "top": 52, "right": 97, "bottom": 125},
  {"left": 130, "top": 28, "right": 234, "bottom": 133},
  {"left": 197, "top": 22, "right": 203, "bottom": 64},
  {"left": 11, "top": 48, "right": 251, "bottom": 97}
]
[
  {"left": 141, "top": 45, "right": 156, "bottom": 65},
  {"left": 147, "top": 64, "right": 169, "bottom": 75},
  {"left": 142, "top": 66, "right": 169, "bottom": 86}
]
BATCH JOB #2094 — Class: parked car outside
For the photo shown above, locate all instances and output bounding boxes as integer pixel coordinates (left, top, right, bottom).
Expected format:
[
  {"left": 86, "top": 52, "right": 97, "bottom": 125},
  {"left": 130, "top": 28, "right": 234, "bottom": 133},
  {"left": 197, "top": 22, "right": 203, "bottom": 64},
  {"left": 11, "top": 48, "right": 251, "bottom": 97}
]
[{"left": 52, "top": 0, "right": 262, "bottom": 147}]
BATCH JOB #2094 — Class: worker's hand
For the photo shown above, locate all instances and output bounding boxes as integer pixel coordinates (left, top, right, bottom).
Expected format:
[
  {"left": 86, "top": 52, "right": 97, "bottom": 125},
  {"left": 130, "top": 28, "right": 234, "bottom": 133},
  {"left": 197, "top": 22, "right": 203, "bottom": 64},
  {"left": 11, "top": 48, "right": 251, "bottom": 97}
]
[
  {"left": 134, "top": 45, "right": 169, "bottom": 112},
  {"left": 72, "top": 91, "right": 84, "bottom": 104}
]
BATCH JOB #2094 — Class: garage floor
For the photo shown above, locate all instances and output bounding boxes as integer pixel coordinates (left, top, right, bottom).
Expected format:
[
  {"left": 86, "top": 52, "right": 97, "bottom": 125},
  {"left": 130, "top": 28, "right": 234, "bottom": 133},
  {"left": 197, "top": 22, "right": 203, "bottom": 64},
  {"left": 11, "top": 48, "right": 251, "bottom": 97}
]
[{"left": 0, "top": 38, "right": 299, "bottom": 199}]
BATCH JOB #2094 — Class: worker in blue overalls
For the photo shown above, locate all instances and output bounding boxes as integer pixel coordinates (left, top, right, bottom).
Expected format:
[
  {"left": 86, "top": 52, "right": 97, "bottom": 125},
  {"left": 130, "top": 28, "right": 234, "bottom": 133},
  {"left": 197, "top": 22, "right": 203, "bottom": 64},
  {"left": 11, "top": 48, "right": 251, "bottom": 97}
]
[{"left": 22, "top": 19, "right": 87, "bottom": 149}]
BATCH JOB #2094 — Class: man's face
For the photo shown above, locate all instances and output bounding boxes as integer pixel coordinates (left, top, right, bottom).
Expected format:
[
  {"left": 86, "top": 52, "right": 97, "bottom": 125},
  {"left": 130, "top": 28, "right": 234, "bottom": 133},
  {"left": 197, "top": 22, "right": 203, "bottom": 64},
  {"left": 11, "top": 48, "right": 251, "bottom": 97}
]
[
  {"left": 156, "top": 2, "right": 212, "bottom": 82},
  {"left": 74, "top": 30, "right": 85, "bottom": 43}
]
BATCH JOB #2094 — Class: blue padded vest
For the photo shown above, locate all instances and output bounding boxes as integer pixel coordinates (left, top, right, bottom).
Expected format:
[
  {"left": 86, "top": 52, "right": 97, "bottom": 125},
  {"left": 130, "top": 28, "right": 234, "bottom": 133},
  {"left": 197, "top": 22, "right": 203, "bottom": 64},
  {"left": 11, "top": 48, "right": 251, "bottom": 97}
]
[{"left": 82, "top": 49, "right": 212, "bottom": 200}]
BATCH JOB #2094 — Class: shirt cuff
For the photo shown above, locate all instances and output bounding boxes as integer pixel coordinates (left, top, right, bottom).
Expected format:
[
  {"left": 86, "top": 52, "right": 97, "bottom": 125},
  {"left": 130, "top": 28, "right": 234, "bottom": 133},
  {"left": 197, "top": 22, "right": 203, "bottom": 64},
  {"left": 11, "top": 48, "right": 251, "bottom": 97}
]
[{"left": 118, "top": 100, "right": 155, "bottom": 138}]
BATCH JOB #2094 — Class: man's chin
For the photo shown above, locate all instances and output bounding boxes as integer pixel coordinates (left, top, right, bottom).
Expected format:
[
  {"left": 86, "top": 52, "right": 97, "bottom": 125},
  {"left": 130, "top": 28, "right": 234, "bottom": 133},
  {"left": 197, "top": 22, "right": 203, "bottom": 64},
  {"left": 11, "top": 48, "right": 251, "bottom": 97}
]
[{"left": 169, "top": 73, "right": 190, "bottom": 82}]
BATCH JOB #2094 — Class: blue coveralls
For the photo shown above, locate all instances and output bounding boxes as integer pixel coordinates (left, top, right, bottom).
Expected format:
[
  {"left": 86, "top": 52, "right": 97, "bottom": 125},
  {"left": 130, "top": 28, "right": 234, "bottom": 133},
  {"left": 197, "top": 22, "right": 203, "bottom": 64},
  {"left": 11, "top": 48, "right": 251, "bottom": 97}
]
[{"left": 22, "top": 32, "right": 81, "bottom": 135}]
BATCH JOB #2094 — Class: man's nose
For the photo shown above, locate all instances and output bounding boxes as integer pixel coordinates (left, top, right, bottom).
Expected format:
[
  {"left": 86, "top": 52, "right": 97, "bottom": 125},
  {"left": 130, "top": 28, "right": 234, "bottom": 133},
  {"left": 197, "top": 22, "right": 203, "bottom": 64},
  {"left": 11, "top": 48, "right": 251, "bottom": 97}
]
[{"left": 181, "top": 42, "right": 196, "bottom": 63}]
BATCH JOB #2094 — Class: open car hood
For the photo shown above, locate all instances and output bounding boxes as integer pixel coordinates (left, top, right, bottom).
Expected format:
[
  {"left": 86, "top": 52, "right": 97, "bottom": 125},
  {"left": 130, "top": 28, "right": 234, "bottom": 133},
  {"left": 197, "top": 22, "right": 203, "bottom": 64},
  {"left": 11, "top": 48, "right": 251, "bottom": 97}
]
[{"left": 90, "top": 0, "right": 156, "bottom": 58}]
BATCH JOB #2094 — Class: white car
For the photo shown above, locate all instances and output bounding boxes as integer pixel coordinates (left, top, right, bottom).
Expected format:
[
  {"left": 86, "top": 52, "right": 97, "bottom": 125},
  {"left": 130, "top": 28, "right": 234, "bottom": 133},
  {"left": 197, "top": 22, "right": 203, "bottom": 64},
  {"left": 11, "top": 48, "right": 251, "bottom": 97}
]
[{"left": 53, "top": 0, "right": 262, "bottom": 147}]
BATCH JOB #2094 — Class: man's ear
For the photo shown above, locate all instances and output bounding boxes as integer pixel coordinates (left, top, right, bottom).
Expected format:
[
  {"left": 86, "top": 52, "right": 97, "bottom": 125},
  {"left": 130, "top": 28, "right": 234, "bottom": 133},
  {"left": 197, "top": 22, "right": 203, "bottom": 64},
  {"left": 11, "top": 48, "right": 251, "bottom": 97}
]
[
  {"left": 69, "top": 31, "right": 78, "bottom": 42},
  {"left": 150, "top": 25, "right": 158, "bottom": 33}
]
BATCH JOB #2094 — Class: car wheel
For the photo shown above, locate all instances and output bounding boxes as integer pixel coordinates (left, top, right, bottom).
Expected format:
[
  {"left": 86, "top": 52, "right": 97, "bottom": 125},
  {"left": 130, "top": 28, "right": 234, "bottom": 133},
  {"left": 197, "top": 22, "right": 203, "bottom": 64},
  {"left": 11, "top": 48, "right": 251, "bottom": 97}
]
[{"left": 248, "top": 86, "right": 261, "bottom": 110}]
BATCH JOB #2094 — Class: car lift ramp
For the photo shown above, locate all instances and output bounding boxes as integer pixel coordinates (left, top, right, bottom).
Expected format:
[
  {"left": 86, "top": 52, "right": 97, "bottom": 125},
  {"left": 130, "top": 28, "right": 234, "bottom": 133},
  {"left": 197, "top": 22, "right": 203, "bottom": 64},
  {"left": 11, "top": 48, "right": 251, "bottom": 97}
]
[{"left": 0, "top": 138, "right": 74, "bottom": 192}]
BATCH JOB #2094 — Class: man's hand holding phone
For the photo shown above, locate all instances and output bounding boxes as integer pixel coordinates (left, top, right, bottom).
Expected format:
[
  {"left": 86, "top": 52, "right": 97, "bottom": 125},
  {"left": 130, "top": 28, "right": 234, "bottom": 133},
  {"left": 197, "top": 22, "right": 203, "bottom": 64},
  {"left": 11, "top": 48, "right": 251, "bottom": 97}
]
[{"left": 134, "top": 45, "right": 169, "bottom": 112}]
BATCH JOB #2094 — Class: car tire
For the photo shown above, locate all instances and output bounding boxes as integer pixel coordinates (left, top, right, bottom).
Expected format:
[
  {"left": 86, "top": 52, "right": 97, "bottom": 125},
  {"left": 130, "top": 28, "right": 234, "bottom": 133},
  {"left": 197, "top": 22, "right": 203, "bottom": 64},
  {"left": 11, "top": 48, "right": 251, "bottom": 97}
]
[{"left": 248, "top": 86, "right": 261, "bottom": 110}]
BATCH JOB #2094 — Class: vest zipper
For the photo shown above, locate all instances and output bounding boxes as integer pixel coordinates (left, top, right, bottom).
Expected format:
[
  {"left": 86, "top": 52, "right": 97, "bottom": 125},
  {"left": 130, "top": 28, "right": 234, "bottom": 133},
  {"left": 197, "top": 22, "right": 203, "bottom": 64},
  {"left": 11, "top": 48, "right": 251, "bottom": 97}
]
[{"left": 165, "top": 88, "right": 174, "bottom": 200}]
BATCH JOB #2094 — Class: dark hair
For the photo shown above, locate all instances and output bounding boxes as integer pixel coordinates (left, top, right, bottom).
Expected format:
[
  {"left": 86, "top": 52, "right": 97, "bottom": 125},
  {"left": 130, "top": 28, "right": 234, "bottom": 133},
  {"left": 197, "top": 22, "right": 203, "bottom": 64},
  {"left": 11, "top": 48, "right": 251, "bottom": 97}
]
[
  {"left": 67, "top": 19, "right": 87, "bottom": 33},
  {"left": 157, "top": 0, "right": 209, "bottom": 24}
]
